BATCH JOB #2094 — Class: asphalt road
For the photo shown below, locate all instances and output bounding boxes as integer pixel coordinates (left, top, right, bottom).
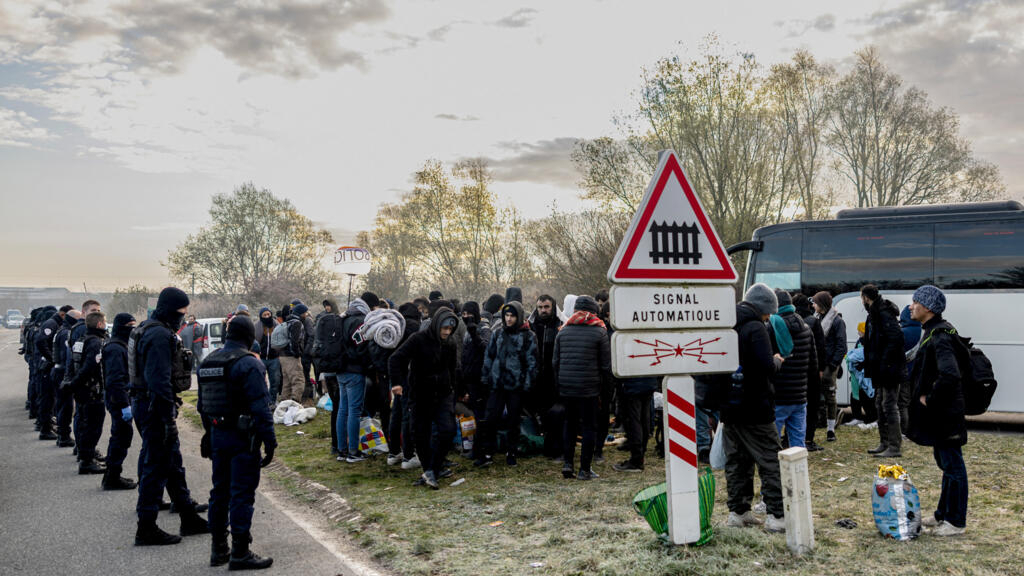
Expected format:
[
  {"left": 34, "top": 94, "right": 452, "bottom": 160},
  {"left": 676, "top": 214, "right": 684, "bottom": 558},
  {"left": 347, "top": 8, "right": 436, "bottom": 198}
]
[{"left": 0, "top": 330, "right": 361, "bottom": 576}]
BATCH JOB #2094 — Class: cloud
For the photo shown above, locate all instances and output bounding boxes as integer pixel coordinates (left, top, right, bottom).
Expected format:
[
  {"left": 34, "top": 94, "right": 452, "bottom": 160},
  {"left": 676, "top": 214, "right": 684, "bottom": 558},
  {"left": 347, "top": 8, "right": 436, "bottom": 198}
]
[
  {"left": 775, "top": 13, "right": 836, "bottom": 37},
  {"left": 494, "top": 8, "right": 538, "bottom": 29},
  {"left": 435, "top": 113, "right": 479, "bottom": 121},
  {"left": 0, "top": 107, "right": 53, "bottom": 148},
  {"left": 476, "top": 137, "right": 581, "bottom": 188}
]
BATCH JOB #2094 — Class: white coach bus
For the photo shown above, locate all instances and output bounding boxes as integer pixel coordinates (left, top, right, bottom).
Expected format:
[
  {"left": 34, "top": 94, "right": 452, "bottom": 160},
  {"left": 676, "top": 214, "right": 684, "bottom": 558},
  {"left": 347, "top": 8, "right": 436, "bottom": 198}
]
[{"left": 729, "top": 201, "right": 1024, "bottom": 413}]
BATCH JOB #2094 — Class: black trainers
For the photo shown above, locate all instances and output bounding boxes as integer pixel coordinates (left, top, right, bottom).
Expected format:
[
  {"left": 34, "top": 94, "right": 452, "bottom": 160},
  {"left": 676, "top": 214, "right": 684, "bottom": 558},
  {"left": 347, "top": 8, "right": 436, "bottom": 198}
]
[
  {"left": 613, "top": 460, "right": 643, "bottom": 473},
  {"left": 805, "top": 440, "right": 824, "bottom": 452},
  {"left": 421, "top": 471, "right": 439, "bottom": 490},
  {"left": 826, "top": 430, "right": 837, "bottom": 442},
  {"left": 562, "top": 463, "right": 574, "bottom": 479},
  {"left": 576, "top": 469, "right": 599, "bottom": 481},
  {"left": 438, "top": 468, "right": 454, "bottom": 480},
  {"left": 506, "top": 454, "right": 517, "bottom": 467}
]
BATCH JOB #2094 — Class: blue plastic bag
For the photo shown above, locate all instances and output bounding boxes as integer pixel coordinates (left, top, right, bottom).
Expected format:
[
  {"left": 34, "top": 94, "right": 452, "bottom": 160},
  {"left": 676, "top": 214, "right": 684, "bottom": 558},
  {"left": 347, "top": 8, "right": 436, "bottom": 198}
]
[
  {"left": 871, "top": 467, "right": 921, "bottom": 541},
  {"left": 316, "top": 394, "right": 332, "bottom": 412}
]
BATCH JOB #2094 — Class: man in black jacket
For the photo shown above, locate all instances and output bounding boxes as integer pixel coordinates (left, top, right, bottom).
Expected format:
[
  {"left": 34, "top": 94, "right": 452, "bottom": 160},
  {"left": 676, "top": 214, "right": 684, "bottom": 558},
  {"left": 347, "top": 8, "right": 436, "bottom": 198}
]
[
  {"left": 906, "top": 285, "right": 968, "bottom": 536},
  {"left": 529, "top": 294, "right": 563, "bottom": 459},
  {"left": 723, "top": 284, "right": 786, "bottom": 533},
  {"left": 812, "top": 292, "right": 847, "bottom": 442},
  {"left": 769, "top": 290, "right": 818, "bottom": 449},
  {"left": 337, "top": 298, "right": 370, "bottom": 463},
  {"left": 792, "top": 294, "right": 826, "bottom": 451},
  {"left": 460, "top": 301, "right": 491, "bottom": 463},
  {"left": 278, "top": 303, "right": 307, "bottom": 404},
  {"left": 388, "top": 307, "right": 459, "bottom": 489},
  {"left": 52, "top": 310, "right": 80, "bottom": 448},
  {"left": 69, "top": 311, "right": 109, "bottom": 475},
  {"left": 861, "top": 284, "right": 907, "bottom": 458},
  {"left": 35, "top": 305, "right": 68, "bottom": 439},
  {"left": 314, "top": 298, "right": 345, "bottom": 456},
  {"left": 388, "top": 303, "right": 422, "bottom": 469},
  {"left": 102, "top": 313, "right": 137, "bottom": 490}
]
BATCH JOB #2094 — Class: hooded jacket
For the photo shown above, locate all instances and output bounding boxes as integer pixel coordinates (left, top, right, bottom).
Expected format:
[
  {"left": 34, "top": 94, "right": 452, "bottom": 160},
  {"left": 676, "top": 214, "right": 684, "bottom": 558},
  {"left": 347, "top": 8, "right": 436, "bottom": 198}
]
[
  {"left": 768, "top": 308, "right": 817, "bottom": 406},
  {"left": 552, "top": 311, "right": 611, "bottom": 398},
  {"left": 388, "top": 307, "right": 458, "bottom": 407},
  {"left": 103, "top": 327, "right": 132, "bottom": 410},
  {"left": 907, "top": 315, "right": 966, "bottom": 448},
  {"left": 280, "top": 312, "right": 305, "bottom": 358},
  {"left": 340, "top": 298, "right": 370, "bottom": 374},
  {"left": 461, "top": 302, "right": 491, "bottom": 399},
  {"left": 313, "top": 298, "right": 345, "bottom": 373},
  {"left": 483, "top": 301, "right": 538, "bottom": 392},
  {"left": 863, "top": 298, "right": 907, "bottom": 387},
  {"left": 529, "top": 307, "right": 563, "bottom": 392},
  {"left": 721, "top": 302, "right": 781, "bottom": 425}
]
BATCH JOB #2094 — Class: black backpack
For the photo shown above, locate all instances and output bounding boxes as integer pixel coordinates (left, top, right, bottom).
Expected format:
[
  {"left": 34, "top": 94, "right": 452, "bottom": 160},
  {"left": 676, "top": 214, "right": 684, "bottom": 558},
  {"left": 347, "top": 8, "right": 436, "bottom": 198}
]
[{"left": 926, "top": 327, "right": 997, "bottom": 416}]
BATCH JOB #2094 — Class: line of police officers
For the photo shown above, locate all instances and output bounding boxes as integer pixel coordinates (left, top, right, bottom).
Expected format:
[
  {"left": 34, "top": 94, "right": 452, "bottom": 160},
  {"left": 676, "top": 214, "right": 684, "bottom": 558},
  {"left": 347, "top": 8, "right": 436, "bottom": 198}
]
[{"left": 20, "top": 287, "right": 277, "bottom": 570}]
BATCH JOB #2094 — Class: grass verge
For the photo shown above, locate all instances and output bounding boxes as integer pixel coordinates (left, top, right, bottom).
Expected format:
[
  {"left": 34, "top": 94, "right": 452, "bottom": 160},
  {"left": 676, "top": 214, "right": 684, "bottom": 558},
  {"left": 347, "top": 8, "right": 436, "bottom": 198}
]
[{"left": 180, "top": 394, "right": 1024, "bottom": 576}]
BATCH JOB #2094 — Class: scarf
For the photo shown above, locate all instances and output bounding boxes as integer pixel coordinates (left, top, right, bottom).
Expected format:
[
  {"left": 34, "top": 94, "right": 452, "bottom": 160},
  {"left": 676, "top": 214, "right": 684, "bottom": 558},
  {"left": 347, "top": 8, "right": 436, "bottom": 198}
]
[
  {"left": 562, "top": 311, "right": 606, "bottom": 329},
  {"left": 819, "top": 306, "right": 839, "bottom": 337},
  {"left": 769, "top": 308, "right": 794, "bottom": 357}
]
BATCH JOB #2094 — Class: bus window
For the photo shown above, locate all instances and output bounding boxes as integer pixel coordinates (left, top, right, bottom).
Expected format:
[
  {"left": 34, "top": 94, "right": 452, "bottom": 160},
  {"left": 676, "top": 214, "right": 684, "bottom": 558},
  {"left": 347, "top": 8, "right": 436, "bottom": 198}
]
[
  {"left": 935, "top": 220, "right": 1024, "bottom": 289},
  {"left": 751, "top": 229, "right": 802, "bottom": 290},
  {"left": 803, "top": 225, "right": 933, "bottom": 294}
]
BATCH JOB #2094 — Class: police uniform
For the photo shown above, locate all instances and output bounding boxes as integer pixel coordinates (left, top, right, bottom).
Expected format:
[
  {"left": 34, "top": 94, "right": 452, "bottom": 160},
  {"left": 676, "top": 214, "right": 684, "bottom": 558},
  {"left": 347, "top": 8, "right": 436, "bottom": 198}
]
[
  {"left": 131, "top": 287, "right": 208, "bottom": 546},
  {"left": 199, "top": 315, "right": 276, "bottom": 569},
  {"left": 102, "top": 313, "right": 137, "bottom": 490},
  {"left": 69, "top": 323, "right": 108, "bottom": 474},
  {"left": 51, "top": 313, "right": 77, "bottom": 447},
  {"left": 34, "top": 307, "right": 62, "bottom": 439},
  {"left": 64, "top": 317, "right": 88, "bottom": 458},
  {"left": 24, "top": 308, "right": 43, "bottom": 422}
]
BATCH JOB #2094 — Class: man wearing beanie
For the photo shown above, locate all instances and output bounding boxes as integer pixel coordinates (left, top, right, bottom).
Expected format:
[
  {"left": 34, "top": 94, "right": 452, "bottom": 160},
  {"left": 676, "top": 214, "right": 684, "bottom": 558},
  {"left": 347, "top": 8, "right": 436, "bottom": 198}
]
[
  {"left": 768, "top": 289, "right": 817, "bottom": 450},
  {"left": 101, "top": 313, "right": 138, "bottom": 490},
  {"left": 198, "top": 315, "right": 277, "bottom": 568},
  {"left": 812, "top": 291, "right": 847, "bottom": 442},
  {"left": 906, "top": 285, "right": 969, "bottom": 537},
  {"left": 257, "top": 307, "right": 282, "bottom": 400},
  {"left": 133, "top": 286, "right": 209, "bottom": 546},
  {"left": 723, "top": 283, "right": 787, "bottom": 532},
  {"left": 482, "top": 294, "right": 505, "bottom": 332},
  {"left": 337, "top": 297, "right": 372, "bottom": 463}
]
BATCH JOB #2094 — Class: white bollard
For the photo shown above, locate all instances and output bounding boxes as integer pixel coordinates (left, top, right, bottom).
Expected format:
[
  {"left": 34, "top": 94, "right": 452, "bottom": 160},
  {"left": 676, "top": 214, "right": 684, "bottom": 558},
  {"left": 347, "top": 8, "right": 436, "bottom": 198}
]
[{"left": 778, "top": 446, "right": 814, "bottom": 555}]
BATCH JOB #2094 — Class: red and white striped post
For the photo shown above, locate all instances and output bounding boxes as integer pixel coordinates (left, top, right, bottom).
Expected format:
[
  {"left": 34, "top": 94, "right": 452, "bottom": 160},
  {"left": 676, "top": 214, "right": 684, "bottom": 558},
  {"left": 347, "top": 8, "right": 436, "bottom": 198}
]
[{"left": 663, "top": 375, "right": 701, "bottom": 544}]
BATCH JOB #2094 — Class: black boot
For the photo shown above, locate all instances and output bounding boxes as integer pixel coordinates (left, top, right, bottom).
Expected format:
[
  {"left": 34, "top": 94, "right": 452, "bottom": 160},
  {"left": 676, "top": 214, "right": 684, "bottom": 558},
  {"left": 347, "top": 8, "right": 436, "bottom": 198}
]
[
  {"left": 171, "top": 498, "right": 209, "bottom": 514},
  {"left": 229, "top": 532, "right": 273, "bottom": 571},
  {"left": 39, "top": 428, "right": 58, "bottom": 441},
  {"left": 179, "top": 507, "right": 211, "bottom": 536},
  {"left": 102, "top": 468, "right": 138, "bottom": 490},
  {"left": 79, "top": 459, "right": 106, "bottom": 475},
  {"left": 211, "top": 532, "right": 230, "bottom": 567},
  {"left": 135, "top": 519, "right": 182, "bottom": 546},
  {"left": 56, "top": 436, "right": 75, "bottom": 447}
]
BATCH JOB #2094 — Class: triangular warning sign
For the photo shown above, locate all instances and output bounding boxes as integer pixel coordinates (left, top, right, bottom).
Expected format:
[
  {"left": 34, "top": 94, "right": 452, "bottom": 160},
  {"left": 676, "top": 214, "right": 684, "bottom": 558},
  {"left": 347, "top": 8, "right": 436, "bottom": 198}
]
[{"left": 607, "top": 150, "right": 737, "bottom": 284}]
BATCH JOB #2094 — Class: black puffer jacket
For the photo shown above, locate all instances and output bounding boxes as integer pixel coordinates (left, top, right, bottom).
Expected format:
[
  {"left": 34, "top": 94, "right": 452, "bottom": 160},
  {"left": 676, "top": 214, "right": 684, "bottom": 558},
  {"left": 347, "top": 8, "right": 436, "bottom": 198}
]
[
  {"left": 552, "top": 315, "right": 611, "bottom": 398},
  {"left": 769, "top": 311, "right": 817, "bottom": 406},
  {"left": 388, "top": 308, "right": 458, "bottom": 407},
  {"left": 721, "top": 302, "right": 780, "bottom": 425},
  {"left": 864, "top": 298, "right": 907, "bottom": 388},
  {"left": 907, "top": 316, "right": 966, "bottom": 448}
]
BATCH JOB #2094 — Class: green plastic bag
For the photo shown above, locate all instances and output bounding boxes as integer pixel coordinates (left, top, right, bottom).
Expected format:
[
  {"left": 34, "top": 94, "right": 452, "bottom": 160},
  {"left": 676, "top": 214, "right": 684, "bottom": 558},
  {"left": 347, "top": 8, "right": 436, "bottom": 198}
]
[{"left": 632, "top": 467, "right": 716, "bottom": 546}]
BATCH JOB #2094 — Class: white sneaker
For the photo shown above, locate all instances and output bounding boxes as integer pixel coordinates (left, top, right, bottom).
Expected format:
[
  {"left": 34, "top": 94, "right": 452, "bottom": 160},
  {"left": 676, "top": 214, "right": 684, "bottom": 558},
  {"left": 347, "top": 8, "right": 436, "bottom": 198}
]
[
  {"left": 753, "top": 500, "right": 767, "bottom": 514},
  {"left": 727, "top": 511, "right": 763, "bottom": 527},
  {"left": 401, "top": 456, "right": 421, "bottom": 470},
  {"left": 842, "top": 418, "right": 863, "bottom": 427},
  {"left": 386, "top": 454, "right": 403, "bottom": 466},
  {"left": 932, "top": 521, "right": 965, "bottom": 536},
  {"left": 921, "top": 515, "right": 940, "bottom": 528},
  {"left": 765, "top": 514, "right": 786, "bottom": 533}
]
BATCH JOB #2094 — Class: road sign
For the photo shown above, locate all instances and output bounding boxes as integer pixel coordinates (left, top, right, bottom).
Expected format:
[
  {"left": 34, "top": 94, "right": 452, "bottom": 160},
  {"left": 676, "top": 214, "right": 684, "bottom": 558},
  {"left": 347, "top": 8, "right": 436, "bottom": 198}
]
[
  {"left": 610, "top": 329, "right": 737, "bottom": 378},
  {"left": 609, "top": 285, "right": 735, "bottom": 331},
  {"left": 607, "top": 150, "right": 737, "bottom": 284},
  {"left": 663, "top": 376, "right": 701, "bottom": 545}
]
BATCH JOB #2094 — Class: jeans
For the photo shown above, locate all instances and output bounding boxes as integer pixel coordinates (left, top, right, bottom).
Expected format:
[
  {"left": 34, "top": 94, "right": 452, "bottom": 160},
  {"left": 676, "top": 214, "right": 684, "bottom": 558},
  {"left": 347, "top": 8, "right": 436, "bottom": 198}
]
[
  {"left": 774, "top": 403, "right": 807, "bottom": 448},
  {"left": 933, "top": 446, "right": 968, "bottom": 528},
  {"left": 336, "top": 373, "right": 366, "bottom": 455},
  {"left": 695, "top": 405, "right": 719, "bottom": 453},
  {"left": 562, "top": 396, "right": 598, "bottom": 472},
  {"left": 263, "top": 358, "right": 282, "bottom": 401}
]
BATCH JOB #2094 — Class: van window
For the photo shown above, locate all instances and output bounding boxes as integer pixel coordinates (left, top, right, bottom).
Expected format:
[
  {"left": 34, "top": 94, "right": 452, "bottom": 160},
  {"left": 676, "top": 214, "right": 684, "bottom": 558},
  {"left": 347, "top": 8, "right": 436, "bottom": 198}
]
[
  {"left": 935, "top": 220, "right": 1024, "bottom": 289},
  {"left": 752, "top": 229, "right": 802, "bottom": 290},
  {"left": 803, "top": 225, "right": 933, "bottom": 294},
  {"left": 208, "top": 323, "right": 222, "bottom": 339}
]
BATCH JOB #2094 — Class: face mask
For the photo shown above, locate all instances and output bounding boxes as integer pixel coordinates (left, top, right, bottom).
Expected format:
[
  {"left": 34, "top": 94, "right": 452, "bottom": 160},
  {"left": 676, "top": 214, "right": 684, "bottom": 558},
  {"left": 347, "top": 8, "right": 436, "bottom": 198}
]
[{"left": 261, "top": 316, "right": 275, "bottom": 328}]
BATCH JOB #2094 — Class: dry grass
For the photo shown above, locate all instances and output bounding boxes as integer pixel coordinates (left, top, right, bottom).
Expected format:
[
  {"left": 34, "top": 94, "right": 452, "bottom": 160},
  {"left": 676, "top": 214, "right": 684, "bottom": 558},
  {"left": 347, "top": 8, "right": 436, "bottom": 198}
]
[{"left": 179, "top": 393, "right": 1024, "bottom": 576}]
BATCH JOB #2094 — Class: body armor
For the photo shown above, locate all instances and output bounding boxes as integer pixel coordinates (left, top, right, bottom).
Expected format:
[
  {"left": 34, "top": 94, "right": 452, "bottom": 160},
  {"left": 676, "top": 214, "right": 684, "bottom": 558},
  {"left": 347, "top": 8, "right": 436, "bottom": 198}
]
[
  {"left": 129, "top": 320, "right": 194, "bottom": 395},
  {"left": 197, "top": 347, "right": 251, "bottom": 428}
]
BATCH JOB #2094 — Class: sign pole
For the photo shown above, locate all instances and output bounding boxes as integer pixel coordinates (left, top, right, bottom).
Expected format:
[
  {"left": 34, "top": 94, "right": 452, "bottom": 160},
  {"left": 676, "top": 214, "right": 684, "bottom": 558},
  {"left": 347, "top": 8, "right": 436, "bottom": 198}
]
[
  {"left": 663, "top": 376, "right": 701, "bottom": 544},
  {"left": 346, "top": 274, "right": 355, "bottom": 305}
]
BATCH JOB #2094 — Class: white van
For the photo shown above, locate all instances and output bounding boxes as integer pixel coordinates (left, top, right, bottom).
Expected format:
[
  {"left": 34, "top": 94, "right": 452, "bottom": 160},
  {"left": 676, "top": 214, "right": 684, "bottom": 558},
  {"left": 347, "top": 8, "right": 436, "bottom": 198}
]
[{"left": 193, "top": 318, "right": 225, "bottom": 362}]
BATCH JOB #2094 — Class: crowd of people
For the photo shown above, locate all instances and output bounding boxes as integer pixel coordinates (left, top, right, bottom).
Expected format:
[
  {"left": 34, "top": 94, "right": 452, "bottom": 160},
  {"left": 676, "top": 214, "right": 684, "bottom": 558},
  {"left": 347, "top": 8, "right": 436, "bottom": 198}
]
[{"left": 16, "top": 279, "right": 971, "bottom": 570}]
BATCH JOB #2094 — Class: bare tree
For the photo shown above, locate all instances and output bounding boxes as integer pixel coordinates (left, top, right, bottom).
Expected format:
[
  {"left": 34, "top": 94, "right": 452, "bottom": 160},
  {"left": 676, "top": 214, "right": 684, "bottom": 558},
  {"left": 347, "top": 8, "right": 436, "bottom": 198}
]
[{"left": 528, "top": 210, "right": 629, "bottom": 295}]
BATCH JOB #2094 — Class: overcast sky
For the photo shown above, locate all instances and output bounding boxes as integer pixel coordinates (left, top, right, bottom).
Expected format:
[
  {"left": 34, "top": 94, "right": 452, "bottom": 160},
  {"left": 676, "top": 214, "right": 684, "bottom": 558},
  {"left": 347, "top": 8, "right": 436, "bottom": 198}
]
[{"left": 1, "top": 0, "right": 1021, "bottom": 291}]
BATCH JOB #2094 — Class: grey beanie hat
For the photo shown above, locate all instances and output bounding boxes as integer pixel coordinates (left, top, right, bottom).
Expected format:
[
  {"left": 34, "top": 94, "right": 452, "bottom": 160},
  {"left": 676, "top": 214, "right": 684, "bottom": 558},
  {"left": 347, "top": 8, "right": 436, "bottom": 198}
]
[
  {"left": 744, "top": 283, "right": 779, "bottom": 316},
  {"left": 912, "top": 285, "right": 946, "bottom": 314}
]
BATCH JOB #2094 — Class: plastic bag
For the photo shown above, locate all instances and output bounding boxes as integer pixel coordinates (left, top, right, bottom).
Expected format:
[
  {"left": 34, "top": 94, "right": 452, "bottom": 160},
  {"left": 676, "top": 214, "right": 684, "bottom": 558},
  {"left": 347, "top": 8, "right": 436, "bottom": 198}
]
[
  {"left": 871, "top": 464, "right": 921, "bottom": 541},
  {"left": 631, "top": 467, "right": 716, "bottom": 545},
  {"left": 459, "top": 416, "right": 476, "bottom": 452},
  {"left": 709, "top": 422, "right": 726, "bottom": 470},
  {"left": 316, "top": 394, "right": 333, "bottom": 412},
  {"left": 359, "top": 417, "right": 389, "bottom": 454}
]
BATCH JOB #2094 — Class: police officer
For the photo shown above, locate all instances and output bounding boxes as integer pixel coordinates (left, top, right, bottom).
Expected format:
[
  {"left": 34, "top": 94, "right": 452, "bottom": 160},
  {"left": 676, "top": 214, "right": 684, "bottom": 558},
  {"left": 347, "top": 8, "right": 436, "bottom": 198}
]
[
  {"left": 68, "top": 311, "right": 109, "bottom": 474},
  {"left": 102, "top": 313, "right": 137, "bottom": 490},
  {"left": 199, "top": 315, "right": 276, "bottom": 569},
  {"left": 33, "top": 305, "right": 62, "bottom": 437},
  {"left": 64, "top": 300, "right": 103, "bottom": 461},
  {"left": 21, "top": 307, "right": 41, "bottom": 419},
  {"left": 52, "top": 309, "right": 80, "bottom": 448},
  {"left": 131, "top": 287, "right": 208, "bottom": 546}
]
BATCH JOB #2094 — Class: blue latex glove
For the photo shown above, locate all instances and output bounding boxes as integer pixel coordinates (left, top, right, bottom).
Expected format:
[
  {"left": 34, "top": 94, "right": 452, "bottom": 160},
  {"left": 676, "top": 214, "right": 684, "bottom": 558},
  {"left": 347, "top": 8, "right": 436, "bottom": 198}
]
[{"left": 121, "top": 406, "right": 133, "bottom": 422}]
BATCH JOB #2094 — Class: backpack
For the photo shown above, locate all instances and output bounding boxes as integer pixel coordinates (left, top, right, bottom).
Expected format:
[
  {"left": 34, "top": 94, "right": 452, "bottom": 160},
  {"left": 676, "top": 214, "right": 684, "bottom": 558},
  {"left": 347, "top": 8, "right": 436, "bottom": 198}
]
[
  {"left": 270, "top": 321, "right": 293, "bottom": 351},
  {"left": 925, "top": 327, "right": 997, "bottom": 416}
]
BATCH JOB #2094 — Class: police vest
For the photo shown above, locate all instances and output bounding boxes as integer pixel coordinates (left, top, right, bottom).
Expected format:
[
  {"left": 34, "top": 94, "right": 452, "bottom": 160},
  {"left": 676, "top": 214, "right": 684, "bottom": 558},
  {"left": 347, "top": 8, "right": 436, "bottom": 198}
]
[
  {"left": 53, "top": 327, "right": 69, "bottom": 369},
  {"left": 129, "top": 320, "right": 194, "bottom": 395},
  {"left": 73, "top": 334, "right": 105, "bottom": 396},
  {"left": 62, "top": 321, "right": 85, "bottom": 386},
  {"left": 197, "top": 347, "right": 252, "bottom": 427}
]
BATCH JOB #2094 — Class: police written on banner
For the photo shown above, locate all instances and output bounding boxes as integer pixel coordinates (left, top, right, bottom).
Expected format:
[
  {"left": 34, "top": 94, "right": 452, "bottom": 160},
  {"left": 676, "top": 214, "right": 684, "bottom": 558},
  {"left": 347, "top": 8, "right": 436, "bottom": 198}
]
[{"left": 609, "top": 285, "right": 736, "bottom": 331}]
